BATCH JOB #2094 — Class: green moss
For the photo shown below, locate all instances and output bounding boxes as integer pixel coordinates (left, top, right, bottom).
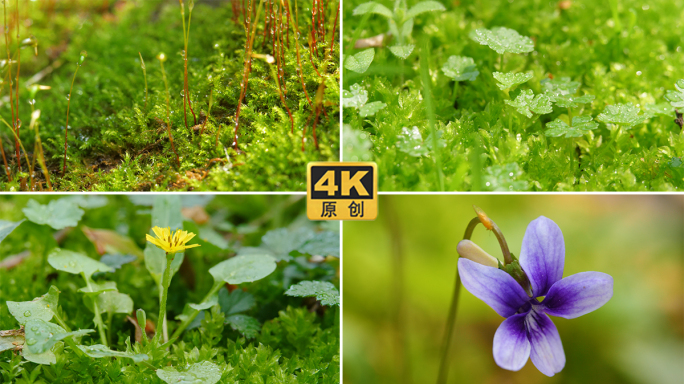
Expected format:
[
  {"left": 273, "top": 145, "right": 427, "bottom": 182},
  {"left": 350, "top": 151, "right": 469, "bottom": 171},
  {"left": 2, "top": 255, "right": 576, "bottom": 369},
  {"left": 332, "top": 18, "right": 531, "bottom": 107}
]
[{"left": 1, "top": 0, "right": 339, "bottom": 191}]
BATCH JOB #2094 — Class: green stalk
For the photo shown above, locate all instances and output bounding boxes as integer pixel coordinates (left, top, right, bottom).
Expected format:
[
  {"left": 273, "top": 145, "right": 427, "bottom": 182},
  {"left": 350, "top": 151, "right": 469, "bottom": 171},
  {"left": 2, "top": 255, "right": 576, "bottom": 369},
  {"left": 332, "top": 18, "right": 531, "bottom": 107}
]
[
  {"left": 81, "top": 272, "right": 107, "bottom": 347},
  {"left": 51, "top": 309, "right": 71, "bottom": 332},
  {"left": 170, "top": 282, "right": 223, "bottom": 340},
  {"left": 419, "top": 39, "right": 445, "bottom": 191},
  {"left": 154, "top": 252, "right": 174, "bottom": 344},
  {"left": 138, "top": 52, "right": 148, "bottom": 113}
]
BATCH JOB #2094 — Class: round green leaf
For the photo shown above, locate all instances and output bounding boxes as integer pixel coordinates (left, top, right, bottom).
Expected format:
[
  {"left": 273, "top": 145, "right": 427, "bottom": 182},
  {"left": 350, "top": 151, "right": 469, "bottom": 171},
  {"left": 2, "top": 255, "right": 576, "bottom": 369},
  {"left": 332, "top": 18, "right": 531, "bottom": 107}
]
[
  {"left": 209, "top": 254, "right": 277, "bottom": 285},
  {"left": 48, "top": 248, "right": 114, "bottom": 279}
]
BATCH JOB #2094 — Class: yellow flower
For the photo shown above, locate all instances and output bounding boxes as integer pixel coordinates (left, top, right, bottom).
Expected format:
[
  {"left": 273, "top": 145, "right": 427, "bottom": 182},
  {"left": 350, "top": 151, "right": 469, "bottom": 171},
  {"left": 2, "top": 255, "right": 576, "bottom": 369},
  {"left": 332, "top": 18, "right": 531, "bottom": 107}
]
[{"left": 146, "top": 226, "right": 201, "bottom": 254}]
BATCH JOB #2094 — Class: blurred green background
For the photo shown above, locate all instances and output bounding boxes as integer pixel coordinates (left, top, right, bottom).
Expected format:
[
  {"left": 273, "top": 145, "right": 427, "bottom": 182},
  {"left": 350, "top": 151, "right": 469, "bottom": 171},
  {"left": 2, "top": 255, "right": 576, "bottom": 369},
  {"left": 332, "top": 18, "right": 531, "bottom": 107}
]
[{"left": 343, "top": 195, "right": 684, "bottom": 384}]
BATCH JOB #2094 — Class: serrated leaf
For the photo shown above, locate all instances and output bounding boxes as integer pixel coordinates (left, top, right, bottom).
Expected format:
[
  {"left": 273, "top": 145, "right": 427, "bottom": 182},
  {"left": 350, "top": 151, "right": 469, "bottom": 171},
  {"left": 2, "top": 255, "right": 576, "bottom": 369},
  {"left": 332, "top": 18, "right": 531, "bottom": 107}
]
[
  {"left": 545, "top": 116, "right": 599, "bottom": 138},
  {"left": 298, "top": 231, "right": 340, "bottom": 257},
  {"left": 0, "top": 219, "right": 24, "bottom": 245},
  {"left": 261, "top": 227, "right": 315, "bottom": 261},
  {"left": 643, "top": 102, "right": 674, "bottom": 117},
  {"left": 389, "top": 44, "right": 414, "bottom": 59},
  {"left": 396, "top": 126, "right": 428, "bottom": 157},
  {"left": 47, "top": 249, "right": 114, "bottom": 279},
  {"left": 596, "top": 103, "right": 647, "bottom": 128},
  {"left": 469, "top": 27, "right": 534, "bottom": 54},
  {"left": 7, "top": 286, "right": 60, "bottom": 325},
  {"left": 144, "top": 196, "right": 184, "bottom": 285},
  {"left": 225, "top": 314, "right": 261, "bottom": 339},
  {"left": 493, "top": 71, "right": 533, "bottom": 90},
  {"left": 359, "top": 101, "right": 387, "bottom": 117},
  {"left": 344, "top": 49, "right": 375, "bottom": 74},
  {"left": 22, "top": 199, "right": 84, "bottom": 230},
  {"left": 483, "top": 163, "right": 529, "bottom": 191},
  {"left": 209, "top": 254, "right": 277, "bottom": 285},
  {"left": 285, "top": 281, "right": 340, "bottom": 306},
  {"left": 342, "top": 83, "right": 368, "bottom": 109},
  {"left": 554, "top": 94, "right": 595, "bottom": 109},
  {"left": 157, "top": 361, "right": 222, "bottom": 384},
  {"left": 218, "top": 287, "right": 255, "bottom": 315},
  {"left": 504, "top": 89, "right": 552, "bottom": 118},
  {"left": 441, "top": 56, "right": 479, "bottom": 82},
  {"left": 352, "top": 2, "right": 393, "bottom": 18},
  {"left": 24, "top": 319, "right": 92, "bottom": 354},
  {"left": 664, "top": 79, "right": 684, "bottom": 108},
  {"left": 541, "top": 77, "right": 580, "bottom": 98},
  {"left": 405, "top": 1, "right": 446, "bottom": 19},
  {"left": 188, "top": 294, "right": 219, "bottom": 311},
  {"left": 77, "top": 344, "right": 149, "bottom": 362}
]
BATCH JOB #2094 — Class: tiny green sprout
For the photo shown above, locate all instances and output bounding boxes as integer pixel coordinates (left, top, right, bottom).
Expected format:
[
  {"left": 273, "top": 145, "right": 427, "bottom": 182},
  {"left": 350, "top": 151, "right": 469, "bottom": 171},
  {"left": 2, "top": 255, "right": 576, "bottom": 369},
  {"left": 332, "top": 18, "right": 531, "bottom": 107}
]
[
  {"left": 344, "top": 48, "right": 374, "bottom": 74},
  {"left": 546, "top": 115, "right": 598, "bottom": 138},
  {"left": 664, "top": 79, "right": 684, "bottom": 109},
  {"left": 342, "top": 83, "right": 386, "bottom": 117},
  {"left": 138, "top": 52, "right": 148, "bottom": 112},
  {"left": 505, "top": 89, "right": 553, "bottom": 118},
  {"left": 596, "top": 103, "right": 647, "bottom": 129},
  {"left": 20, "top": 35, "right": 38, "bottom": 56},
  {"left": 442, "top": 56, "right": 479, "bottom": 104},
  {"left": 78, "top": 50, "right": 87, "bottom": 66},
  {"left": 352, "top": 0, "right": 444, "bottom": 60},
  {"left": 469, "top": 27, "right": 533, "bottom": 71},
  {"left": 136, "top": 309, "right": 148, "bottom": 342},
  {"left": 493, "top": 71, "right": 533, "bottom": 91}
]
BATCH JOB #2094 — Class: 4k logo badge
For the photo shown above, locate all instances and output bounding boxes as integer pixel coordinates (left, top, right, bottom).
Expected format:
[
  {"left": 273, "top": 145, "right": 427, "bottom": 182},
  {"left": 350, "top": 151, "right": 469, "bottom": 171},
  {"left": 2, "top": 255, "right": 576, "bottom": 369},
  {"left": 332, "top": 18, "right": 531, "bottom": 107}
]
[{"left": 307, "top": 162, "right": 378, "bottom": 220}]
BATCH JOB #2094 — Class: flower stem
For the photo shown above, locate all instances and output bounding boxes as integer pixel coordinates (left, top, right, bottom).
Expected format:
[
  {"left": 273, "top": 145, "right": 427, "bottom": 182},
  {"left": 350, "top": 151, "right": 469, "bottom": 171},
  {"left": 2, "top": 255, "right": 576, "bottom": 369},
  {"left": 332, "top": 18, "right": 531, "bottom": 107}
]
[
  {"left": 154, "top": 252, "right": 174, "bottom": 344},
  {"left": 437, "top": 266, "right": 461, "bottom": 384},
  {"left": 81, "top": 272, "right": 107, "bottom": 347}
]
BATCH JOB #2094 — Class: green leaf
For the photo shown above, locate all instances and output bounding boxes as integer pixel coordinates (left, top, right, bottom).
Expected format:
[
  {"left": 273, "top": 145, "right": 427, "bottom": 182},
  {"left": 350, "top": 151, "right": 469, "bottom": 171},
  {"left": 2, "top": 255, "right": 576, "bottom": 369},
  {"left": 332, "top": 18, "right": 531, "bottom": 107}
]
[
  {"left": 63, "top": 195, "right": 109, "bottom": 209},
  {"left": 22, "top": 199, "right": 84, "bottom": 230},
  {"left": 23, "top": 347, "right": 56, "bottom": 365},
  {"left": 388, "top": 44, "right": 414, "bottom": 59},
  {"left": 47, "top": 249, "right": 114, "bottom": 280},
  {"left": 492, "top": 71, "right": 533, "bottom": 90},
  {"left": 643, "top": 102, "right": 674, "bottom": 117},
  {"left": 545, "top": 116, "right": 599, "bottom": 138},
  {"left": 218, "top": 287, "right": 255, "bottom": 316},
  {"left": 77, "top": 344, "right": 149, "bottom": 363},
  {"left": 79, "top": 281, "right": 117, "bottom": 297},
  {"left": 596, "top": 103, "right": 647, "bottom": 128},
  {"left": 96, "top": 291, "right": 134, "bottom": 314},
  {"left": 285, "top": 281, "right": 340, "bottom": 306},
  {"left": 359, "top": 101, "right": 387, "bottom": 117},
  {"left": 441, "top": 56, "right": 479, "bottom": 82},
  {"left": 144, "top": 195, "right": 184, "bottom": 285},
  {"left": 483, "top": 163, "right": 529, "bottom": 191},
  {"left": 188, "top": 293, "right": 219, "bottom": 311},
  {"left": 665, "top": 79, "right": 684, "bottom": 108},
  {"left": 7, "top": 286, "right": 60, "bottom": 325},
  {"left": 400, "top": 18, "right": 414, "bottom": 38},
  {"left": 405, "top": 1, "right": 446, "bottom": 19},
  {"left": 261, "top": 227, "right": 315, "bottom": 261},
  {"left": 0, "top": 329, "right": 24, "bottom": 353},
  {"left": 396, "top": 126, "right": 428, "bottom": 157},
  {"left": 98, "top": 254, "right": 137, "bottom": 273},
  {"left": 541, "top": 77, "right": 580, "bottom": 98},
  {"left": 298, "top": 231, "right": 340, "bottom": 257},
  {"left": 156, "top": 361, "right": 222, "bottom": 384},
  {"left": 198, "top": 226, "right": 229, "bottom": 250},
  {"left": 344, "top": 49, "right": 375, "bottom": 74},
  {"left": 504, "top": 89, "right": 552, "bottom": 118},
  {"left": 553, "top": 94, "right": 595, "bottom": 109},
  {"left": 209, "top": 254, "right": 277, "bottom": 285},
  {"left": 469, "top": 27, "right": 534, "bottom": 54},
  {"left": 352, "top": 2, "right": 393, "bottom": 18},
  {"left": 225, "top": 314, "right": 261, "bottom": 339},
  {"left": 0, "top": 219, "right": 24, "bottom": 245},
  {"left": 24, "top": 319, "right": 92, "bottom": 354},
  {"left": 343, "top": 124, "right": 373, "bottom": 162},
  {"left": 342, "top": 83, "right": 368, "bottom": 109}
]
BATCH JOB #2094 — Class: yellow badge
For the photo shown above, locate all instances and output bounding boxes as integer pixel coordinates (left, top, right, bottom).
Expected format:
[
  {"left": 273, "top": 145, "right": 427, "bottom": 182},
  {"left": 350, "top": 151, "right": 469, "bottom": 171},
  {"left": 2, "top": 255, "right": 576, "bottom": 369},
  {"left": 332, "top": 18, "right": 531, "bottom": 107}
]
[{"left": 307, "top": 162, "right": 377, "bottom": 221}]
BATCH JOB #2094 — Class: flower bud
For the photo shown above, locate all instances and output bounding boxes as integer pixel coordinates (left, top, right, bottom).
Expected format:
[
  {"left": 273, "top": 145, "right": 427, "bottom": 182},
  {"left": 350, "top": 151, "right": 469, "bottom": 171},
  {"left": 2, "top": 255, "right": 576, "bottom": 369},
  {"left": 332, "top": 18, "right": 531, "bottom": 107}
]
[{"left": 457, "top": 239, "right": 499, "bottom": 268}]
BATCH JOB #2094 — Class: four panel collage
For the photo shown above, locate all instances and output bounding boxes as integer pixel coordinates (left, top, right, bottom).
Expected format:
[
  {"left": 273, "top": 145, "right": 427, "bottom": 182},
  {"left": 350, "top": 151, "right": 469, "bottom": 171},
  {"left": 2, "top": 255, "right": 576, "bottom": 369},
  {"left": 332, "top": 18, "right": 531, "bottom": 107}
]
[{"left": 0, "top": 0, "right": 681, "bottom": 383}]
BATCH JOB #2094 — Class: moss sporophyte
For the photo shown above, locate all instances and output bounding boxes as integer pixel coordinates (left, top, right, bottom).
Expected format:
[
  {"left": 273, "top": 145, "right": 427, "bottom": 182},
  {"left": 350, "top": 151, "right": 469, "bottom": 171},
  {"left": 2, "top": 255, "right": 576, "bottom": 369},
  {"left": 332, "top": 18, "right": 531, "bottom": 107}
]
[{"left": 438, "top": 206, "right": 613, "bottom": 382}]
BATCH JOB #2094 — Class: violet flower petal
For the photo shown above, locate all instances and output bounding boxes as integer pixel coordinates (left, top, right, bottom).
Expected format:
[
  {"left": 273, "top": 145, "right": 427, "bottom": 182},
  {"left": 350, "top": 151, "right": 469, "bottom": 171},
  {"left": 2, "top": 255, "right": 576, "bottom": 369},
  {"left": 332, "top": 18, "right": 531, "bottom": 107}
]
[
  {"left": 493, "top": 312, "right": 531, "bottom": 371},
  {"left": 458, "top": 258, "right": 530, "bottom": 318},
  {"left": 542, "top": 272, "right": 613, "bottom": 319},
  {"left": 519, "top": 216, "right": 565, "bottom": 297},
  {"left": 526, "top": 309, "right": 566, "bottom": 377}
]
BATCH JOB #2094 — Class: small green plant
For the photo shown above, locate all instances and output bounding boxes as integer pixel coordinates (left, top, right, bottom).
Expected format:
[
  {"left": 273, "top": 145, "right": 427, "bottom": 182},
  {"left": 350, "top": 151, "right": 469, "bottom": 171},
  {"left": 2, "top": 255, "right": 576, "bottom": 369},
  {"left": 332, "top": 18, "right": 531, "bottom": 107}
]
[
  {"left": 62, "top": 50, "right": 87, "bottom": 176},
  {"left": 157, "top": 53, "right": 181, "bottom": 166}
]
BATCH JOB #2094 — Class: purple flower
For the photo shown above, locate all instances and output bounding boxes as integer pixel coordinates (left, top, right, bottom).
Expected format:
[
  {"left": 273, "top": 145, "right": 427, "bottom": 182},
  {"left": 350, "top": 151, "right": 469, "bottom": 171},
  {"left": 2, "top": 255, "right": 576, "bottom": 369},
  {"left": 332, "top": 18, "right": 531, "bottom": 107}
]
[{"left": 458, "top": 216, "right": 613, "bottom": 376}]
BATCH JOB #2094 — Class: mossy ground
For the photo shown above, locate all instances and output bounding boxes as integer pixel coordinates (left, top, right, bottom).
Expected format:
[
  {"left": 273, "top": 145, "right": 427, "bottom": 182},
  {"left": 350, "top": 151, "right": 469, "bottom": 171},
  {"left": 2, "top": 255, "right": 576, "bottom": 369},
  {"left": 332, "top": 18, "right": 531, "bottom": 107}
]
[
  {"left": 343, "top": 0, "right": 684, "bottom": 191},
  {"left": 1, "top": 0, "right": 339, "bottom": 191},
  {"left": 0, "top": 195, "right": 340, "bottom": 382}
]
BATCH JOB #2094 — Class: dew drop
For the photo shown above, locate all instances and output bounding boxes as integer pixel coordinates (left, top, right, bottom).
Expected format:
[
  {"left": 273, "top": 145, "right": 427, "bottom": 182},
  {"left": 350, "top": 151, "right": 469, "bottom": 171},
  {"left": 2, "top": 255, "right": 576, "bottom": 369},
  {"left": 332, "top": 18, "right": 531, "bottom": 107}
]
[
  {"left": 23, "top": 310, "right": 31, "bottom": 317},
  {"left": 26, "top": 338, "right": 37, "bottom": 346}
]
